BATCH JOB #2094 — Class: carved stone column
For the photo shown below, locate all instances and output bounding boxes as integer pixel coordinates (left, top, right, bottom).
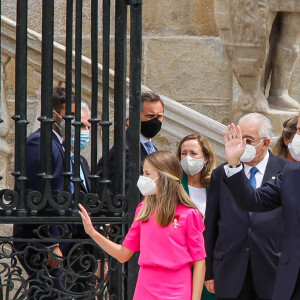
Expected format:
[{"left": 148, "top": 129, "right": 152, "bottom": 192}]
[{"left": 0, "top": 56, "right": 13, "bottom": 190}]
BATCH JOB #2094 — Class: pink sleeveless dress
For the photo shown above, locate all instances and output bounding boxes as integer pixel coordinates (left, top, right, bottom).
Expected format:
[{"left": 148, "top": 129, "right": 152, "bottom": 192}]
[{"left": 123, "top": 202, "right": 206, "bottom": 300}]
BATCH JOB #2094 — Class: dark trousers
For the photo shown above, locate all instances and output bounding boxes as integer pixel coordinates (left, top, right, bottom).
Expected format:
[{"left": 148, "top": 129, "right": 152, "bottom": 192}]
[
  {"left": 217, "top": 263, "right": 270, "bottom": 300},
  {"left": 291, "top": 272, "right": 300, "bottom": 300}
]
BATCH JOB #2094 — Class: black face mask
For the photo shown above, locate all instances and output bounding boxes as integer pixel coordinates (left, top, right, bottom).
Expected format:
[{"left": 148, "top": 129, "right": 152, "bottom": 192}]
[{"left": 141, "top": 117, "right": 162, "bottom": 138}]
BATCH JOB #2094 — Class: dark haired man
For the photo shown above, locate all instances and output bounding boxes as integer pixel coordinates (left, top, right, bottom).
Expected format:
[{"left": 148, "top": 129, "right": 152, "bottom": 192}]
[
  {"left": 139, "top": 92, "right": 164, "bottom": 163},
  {"left": 97, "top": 91, "right": 164, "bottom": 196},
  {"left": 13, "top": 87, "right": 93, "bottom": 298}
]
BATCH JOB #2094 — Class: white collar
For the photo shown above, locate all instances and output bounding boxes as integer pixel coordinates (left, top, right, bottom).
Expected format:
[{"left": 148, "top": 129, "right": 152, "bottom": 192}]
[
  {"left": 244, "top": 150, "right": 269, "bottom": 176},
  {"left": 140, "top": 134, "right": 151, "bottom": 144},
  {"left": 52, "top": 129, "right": 64, "bottom": 144}
]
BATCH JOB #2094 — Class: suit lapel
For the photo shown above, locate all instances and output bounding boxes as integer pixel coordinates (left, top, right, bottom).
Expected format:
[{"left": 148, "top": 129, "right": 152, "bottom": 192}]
[
  {"left": 140, "top": 142, "right": 148, "bottom": 160},
  {"left": 261, "top": 152, "right": 278, "bottom": 186},
  {"left": 70, "top": 158, "right": 89, "bottom": 194},
  {"left": 251, "top": 152, "right": 278, "bottom": 221},
  {"left": 80, "top": 156, "right": 91, "bottom": 193},
  {"left": 52, "top": 131, "right": 65, "bottom": 159},
  {"left": 52, "top": 132, "right": 92, "bottom": 194}
]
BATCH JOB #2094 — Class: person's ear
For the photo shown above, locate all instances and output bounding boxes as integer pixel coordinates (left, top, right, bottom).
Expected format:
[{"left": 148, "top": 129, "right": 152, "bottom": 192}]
[{"left": 263, "top": 138, "right": 271, "bottom": 148}]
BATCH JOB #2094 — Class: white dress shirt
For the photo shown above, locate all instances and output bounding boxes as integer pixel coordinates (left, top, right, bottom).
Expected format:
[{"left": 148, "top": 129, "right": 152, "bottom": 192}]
[
  {"left": 224, "top": 151, "right": 270, "bottom": 188},
  {"left": 53, "top": 130, "right": 87, "bottom": 190},
  {"left": 52, "top": 129, "right": 63, "bottom": 144}
]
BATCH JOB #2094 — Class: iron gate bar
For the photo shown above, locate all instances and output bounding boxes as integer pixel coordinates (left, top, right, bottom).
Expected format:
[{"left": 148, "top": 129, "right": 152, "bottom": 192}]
[
  {"left": 39, "top": 0, "right": 55, "bottom": 210},
  {"left": 0, "top": 0, "right": 143, "bottom": 297},
  {"left": 113, "top": 0, "right": 127, "bottom": 196},
  {"left": 99, "top": 0, "right": 112, "bottom": 202},
  {"left": 63, "top": 0, "right": 74, "bottom": 193},
  {"left": 113, "top": 2, "right": 128, "bottom": 298},
  {"left": 13, "top": 0, "right": 28, "bottom": 212},
  {"left": 73, "top": 0, "right": 83, "bottom": 212},
  {"left": 90, "top": 0, "right": 100, "bottom": 194},
  {"left": 1, "top": 215, "right": 125, "bottom": 224},
  {"left": 127, "top": 0, "right": 143, "bottom": 298}
]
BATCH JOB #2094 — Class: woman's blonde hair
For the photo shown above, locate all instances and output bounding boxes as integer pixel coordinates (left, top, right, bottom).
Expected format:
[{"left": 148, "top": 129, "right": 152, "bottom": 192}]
[
  {"left": 273, "top": 116, "right": 298, "bottom": 159},
  {"left": 136, "top": 151, "right": 196, "bottom": 227},
  {"left": 176, "top": 133, "right": 216, "bottom": 187}
]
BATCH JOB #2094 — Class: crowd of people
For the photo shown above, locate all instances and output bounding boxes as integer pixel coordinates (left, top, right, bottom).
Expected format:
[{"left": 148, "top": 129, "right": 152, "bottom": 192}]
[{"left": 20, "top": 86, "right": 300, "bottom": 299}]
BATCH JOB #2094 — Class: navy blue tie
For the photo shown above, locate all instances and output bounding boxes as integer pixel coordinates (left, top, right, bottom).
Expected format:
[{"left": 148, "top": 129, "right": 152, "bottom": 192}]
[
  {"left": 249, "top": 167, "right": 258, "bottom": 216},
  {"left": 144, "top": 141, "right": 155, "bottom": 154}
]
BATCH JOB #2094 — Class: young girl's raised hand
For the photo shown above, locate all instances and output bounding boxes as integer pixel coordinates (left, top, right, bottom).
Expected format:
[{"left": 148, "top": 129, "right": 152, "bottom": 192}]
[{"left": 78, "top": 203, "right": 95, "bottom": 237}]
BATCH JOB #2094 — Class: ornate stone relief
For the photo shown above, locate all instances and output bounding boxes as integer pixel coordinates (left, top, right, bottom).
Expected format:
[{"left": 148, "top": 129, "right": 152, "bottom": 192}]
[
  {"left": 215, "top": 0, "right": 300, "bottom": 116},
  {"left": 0, "top": 56, "right": 13, "bottom": 190}
]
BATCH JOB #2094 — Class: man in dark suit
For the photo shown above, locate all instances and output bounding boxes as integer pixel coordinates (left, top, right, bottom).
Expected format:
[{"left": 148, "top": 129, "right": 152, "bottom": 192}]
[
  {"left": 222, "top": 114, "right": 300, "bottom": 300},
  {"left": 97, "top": 91, "right": 164, "bottom": 196},
  {"left": 13, "top": 88, "right": 94, "bottom": 297},
  {"left": 204, "top": 113, "right": 291, "bottom": 300},
  {"left": 14, "top": 87, "right": 76, "bottom": 271}
]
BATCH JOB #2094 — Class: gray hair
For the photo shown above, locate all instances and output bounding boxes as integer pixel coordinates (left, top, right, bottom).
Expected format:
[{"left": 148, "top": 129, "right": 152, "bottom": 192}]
[
  {"left": 81, "top": 102, "right": 91, "bottom": 117},
  {"left": 238, "top": 112, "right": 274, "bottom": 138}
]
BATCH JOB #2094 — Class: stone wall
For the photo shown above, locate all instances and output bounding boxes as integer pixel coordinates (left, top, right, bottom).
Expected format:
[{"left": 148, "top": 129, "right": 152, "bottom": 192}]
[
  {"left": 3, "top": 0, "right": 300, "bottom": 185},
  {"left": 142, "top": 0, "right": 233, "bottom": 125},
  {"left": 3, "top": 1, "right": 300, "bottom": 127},
  {"left": 2, "top": 0, "right": 233, "bottom": 126}
]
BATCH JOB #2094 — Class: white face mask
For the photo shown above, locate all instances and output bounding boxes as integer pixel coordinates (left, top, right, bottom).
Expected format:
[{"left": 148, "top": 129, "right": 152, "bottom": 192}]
[
  {"left": 180, "top": 155, "right": 206, "bottom": 176},
  {"left": 240, "top": 139, "right": 264, "bottom": 163},
  {"left": 291, "top": 133, "right": 300, "bottom": 156},
  {"left": 137, "top": 176, "right": 159, "bottom": 196},
  {"left": 288, "top": 138, "right": 300, "bottom": 161}
]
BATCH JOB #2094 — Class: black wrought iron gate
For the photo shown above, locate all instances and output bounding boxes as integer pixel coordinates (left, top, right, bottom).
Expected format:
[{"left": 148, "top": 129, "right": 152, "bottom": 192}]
[{"left": 0, "top": 0, "right": 142, "bottom": 299}]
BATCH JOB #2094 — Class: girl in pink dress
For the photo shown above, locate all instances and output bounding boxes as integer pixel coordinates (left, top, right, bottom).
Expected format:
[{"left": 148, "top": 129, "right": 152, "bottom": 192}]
[{"left": 79, "top": 151, "right": 206, "bottom": 300}]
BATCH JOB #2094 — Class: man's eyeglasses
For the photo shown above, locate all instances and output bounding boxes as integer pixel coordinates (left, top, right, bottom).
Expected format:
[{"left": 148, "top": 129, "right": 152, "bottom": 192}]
[{"left": 244, "top": 137, "right": 266, "bottom": 145}]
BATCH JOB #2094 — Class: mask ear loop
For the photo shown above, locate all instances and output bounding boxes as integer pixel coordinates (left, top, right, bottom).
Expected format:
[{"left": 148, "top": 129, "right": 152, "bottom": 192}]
[
  {"left": 54, "top": 121, "right": 63, "bottom": 132},
  {"left": 255, "top": 139, "right": 265, "bottom": 147},
  {"left": 253, "top": 138, "right": 265, "bottom": 158},
  {"left": 53, "top": 109, "right": 63, "bottom": 119},
  {"left": 53, "top": 109, "right": 63, "bottom": 130}
]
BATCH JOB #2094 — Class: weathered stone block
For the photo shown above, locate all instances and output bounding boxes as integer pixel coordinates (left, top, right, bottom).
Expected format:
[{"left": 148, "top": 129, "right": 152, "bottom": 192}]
[
  {"left": 143, "top": 0, "right": 218, "bottom": 36},
  {"left": 2, "top": 1, "right": 107, "bottom": 42},
  {"left": 144, "top": 37, "right": 232, "bottom": 116},
  {"left": 181, "top": 102, "right": 232, "bottom": 126},
  {"left": 290, "top": 55, "right": 300, "bottom": 102}
]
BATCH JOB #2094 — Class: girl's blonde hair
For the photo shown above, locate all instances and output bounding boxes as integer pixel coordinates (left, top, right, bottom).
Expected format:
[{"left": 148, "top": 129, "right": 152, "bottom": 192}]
[
  {"left": 176, "top": 133, "right": 216, "bottom": 187},
  {"left": 136, "top": 151, "right": 196, "bottom": 227}
]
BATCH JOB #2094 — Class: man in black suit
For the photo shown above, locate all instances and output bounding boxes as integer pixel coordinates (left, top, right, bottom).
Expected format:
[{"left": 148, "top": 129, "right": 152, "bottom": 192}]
[
  {"left": 97, "top": 91, "right": 164, "bottom": 196},
  {"left": 222, "top": 114, "right": 300, "bottom": 300},
  {"left": 204, "top": 113, "right": 290, "bottom": 300},
  {"left": 14, "top": 88, "right": 76, "bottom": 272},
  {"left": 13, "top": 88, "right": 94, "bottom": 298}
]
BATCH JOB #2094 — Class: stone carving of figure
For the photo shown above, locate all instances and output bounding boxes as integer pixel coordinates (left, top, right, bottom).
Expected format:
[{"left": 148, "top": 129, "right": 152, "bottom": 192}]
[
  {"left": 215, "top": 0, "right": 300, "bottom": 112},
  {"left": 0, "top": 57, "right": 13, "bottom": 189}
]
